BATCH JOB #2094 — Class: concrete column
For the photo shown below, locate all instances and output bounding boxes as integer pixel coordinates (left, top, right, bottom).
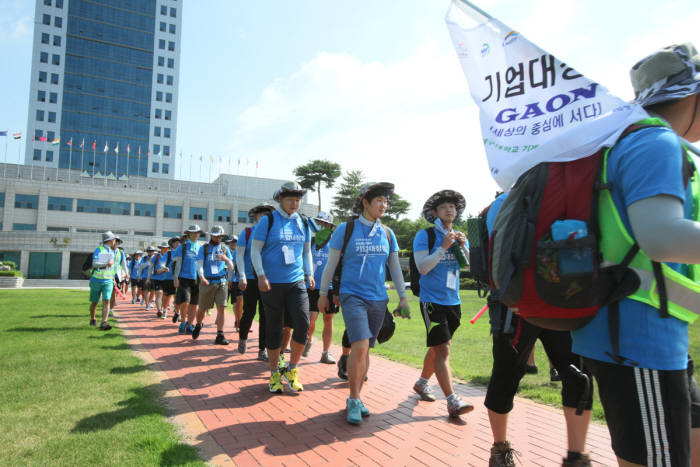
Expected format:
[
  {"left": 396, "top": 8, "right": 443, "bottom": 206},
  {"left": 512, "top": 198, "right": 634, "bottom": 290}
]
[
  {"left": 37, "top": 186, "right": 48, "bottom": 231},
  {"left": 20, "top": 250, "right": 29, "bottom": 277},
  {"left": 207, "top": 200, "right": 215, "bottom": 232},
  {"left": 2, "top": 186, "right": 15, "bottom": 231},
  {"left": 155, "top": 198, "right": 164, "bottom": 237},
  {"left": 181, "top": 198, "right": 190, "bottom": 232},
  {"left": 60, "top": 250, "right": 70, "bottom": 279}
]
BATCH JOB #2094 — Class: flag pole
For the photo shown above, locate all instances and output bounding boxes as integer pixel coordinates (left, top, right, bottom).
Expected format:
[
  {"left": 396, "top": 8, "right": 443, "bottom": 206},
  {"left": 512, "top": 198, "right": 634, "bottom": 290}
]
[
  {"left": 80, "top": 138, "right": 85, "bottom": 183},
  {"left": 68, "top": 138, "right": 73, "bottom": 182}
]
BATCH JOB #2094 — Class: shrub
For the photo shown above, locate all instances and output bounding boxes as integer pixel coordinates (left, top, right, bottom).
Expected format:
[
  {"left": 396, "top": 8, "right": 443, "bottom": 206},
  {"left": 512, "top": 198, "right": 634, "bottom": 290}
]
[
  {"left": 0, "top": 270, "right": 23, "bottom": 278},
  {"left": 1, "top": 261, "right": 18, "bottom": 270}
]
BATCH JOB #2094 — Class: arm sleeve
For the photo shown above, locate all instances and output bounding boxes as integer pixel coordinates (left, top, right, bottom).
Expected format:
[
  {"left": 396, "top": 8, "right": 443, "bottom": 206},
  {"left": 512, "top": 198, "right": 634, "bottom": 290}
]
[
  {"left": 250, "top": 239, "right": 265, "bottom": 277},
  {"left": 388, "top": 251, "right": 407, "bottom": 299},
  {"left": 173, "top": 250, "right": 182, "bottom": 279},
  {"left": 196, "top": 259, "right": 204, "bottom": 278},
  {"left": 236, "top": 244, "right": 247, "bottom": 281},
  {"left": 319, "top": 247, "right": 341, "bottom": 296},
  {"left": 414, "top": 247, "right": 446, "bottom": 275},
  {"left": 303, "top": 241, "right": 313, "bottom": 276}
]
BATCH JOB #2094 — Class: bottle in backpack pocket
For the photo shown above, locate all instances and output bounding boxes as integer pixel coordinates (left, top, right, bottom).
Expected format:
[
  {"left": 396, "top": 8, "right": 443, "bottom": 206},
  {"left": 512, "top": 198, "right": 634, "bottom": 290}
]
[{"left": 550, "top": 220, "right": 594, "bottom": 276}]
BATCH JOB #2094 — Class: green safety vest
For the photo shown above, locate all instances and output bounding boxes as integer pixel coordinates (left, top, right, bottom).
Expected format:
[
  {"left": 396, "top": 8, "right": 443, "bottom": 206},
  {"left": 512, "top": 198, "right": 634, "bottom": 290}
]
[
  {"left": 91, "top": 245, "right": 115, "bottom": 280},
  {"left": 599, "top": 117, "right": 700, "bottom": 323}
]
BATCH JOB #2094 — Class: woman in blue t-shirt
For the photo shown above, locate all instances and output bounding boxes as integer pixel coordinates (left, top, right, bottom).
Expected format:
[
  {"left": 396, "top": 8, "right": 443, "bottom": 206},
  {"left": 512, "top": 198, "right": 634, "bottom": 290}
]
[{"left": 318, "top": 182, "right": 408, "bottom": 425}]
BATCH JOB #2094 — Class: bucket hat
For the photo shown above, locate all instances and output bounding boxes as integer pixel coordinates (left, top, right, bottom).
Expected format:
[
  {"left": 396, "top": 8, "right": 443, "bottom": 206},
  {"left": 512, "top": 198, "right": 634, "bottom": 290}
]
[
  {"left": 183, "top": 224, "right": 204, "bottom": 235},
  {"left": 248, "top": 204, "right": 275, "bottom": 221},
  {"left": 146, "top": 245, "right": 157, "bottom": 252},
  {"left": 352, "top": 182, "right": 394, "bottom": 215},
  {"left": 208, "top": 225, "right": 225, "bottom": 237},
  {"left": 273, "top": 181, "right": 306, "bottom": 202},
  {"left": 313, "top": 211, "right": 334, "bottom": 226},
  {"left": 421, "top": 190, "right": 466, "bottom": 223},
  {"left": 167, "top": 237, "right": 180, "bottom": 247},
  {"left": 158, "top": 243, "right": 169, "bottom": 249},
  {"left": 133, "top": 250, "right": 143, "bottom": 256},
  {"left": 102, "top": 231, "right": 122, "bottom": 244},
  {"left": 225, "top": 234, "right": 238, "bottom": 244},
  {"left": 631, "top": 42, "right": 700, "bottom": 107}
]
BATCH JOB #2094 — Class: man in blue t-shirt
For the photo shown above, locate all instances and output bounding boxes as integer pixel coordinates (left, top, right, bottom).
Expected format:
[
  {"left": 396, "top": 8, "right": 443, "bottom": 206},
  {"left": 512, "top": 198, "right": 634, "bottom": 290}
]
[
  {"left": 173, "top": 225, "right": 204, "bottom": 335},
  {"left": 129, "top": 250, "right": 142, "bottom": 304},
  {"left": 151, "top": 243, "right": 175, "bottom": 319},
  {"left": 225, "top": 235, "right": 243, "bottom": 333},
  {"left": 412, "top": 190, "right": 473, "bottom": 418},
  {"left": 571, "top": 43, "right": 700, "bottom": 466}
]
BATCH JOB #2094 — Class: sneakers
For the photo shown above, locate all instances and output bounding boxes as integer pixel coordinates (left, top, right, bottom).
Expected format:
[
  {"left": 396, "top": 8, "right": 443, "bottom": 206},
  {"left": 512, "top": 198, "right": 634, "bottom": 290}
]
[
  {"left": 562, "top": 452, "right": 592, "bottom": 467},
  {"left": 359, "top": 400, "right": 370, "bottom": 417},
  {"left": 178, "top": 322, "right": 186, "bottom": 334},
  {"left": 109, "top": 310, "right": 114, "bottom": 318},
  {"left": 131, "top": 298, "right": 136, "bottom": 304},
  {"left": 337, "top": 354, "right": 348, "bottom": 380},
  {"left": 525, "top": 364, "right": 538, "bottom": 374},
  {"left": 99, "top": 322, "right": 112, "bottom": 331},
  {"left": 346, "top": 398, "right": 363, "bottom": 425},
  {"left": 156, "top": 310, "right": 162, "bottom": 318},
  {"left": 161, "top": 310, "right": 168, "bottom": 319},
  {"left": 447, "top": 395, "right": 474, "bottom": 417},
  {"left": 278, "top": 354, "right": 286, "bottom": 371},
  {"left": 489, "top": 441, "right": 518, "bottom": 467},
  {"left": 90, "top": 319, "right": 97, "bottom": 326},
  {"left": 282, "top": 367, "right": 303, "bottom": 392},
  {"left": 550, "top": 367, "right": 562, "bottom": 382},
  {"left": 302, "top": 340, "right": 312, "bottom": 357},
  {"left": 191, "top": 323, "right": 202, "bottom": 339},
  {"left": 172, "top": 311, "right": 179, "bottom": 323},
  {"left": 413, "top": 382, "right": 437, "bottom": 402},
  {"left": 257, "top": 349, "right": 268, "bottom": 361},
  {"left": 238, "top": 339, "right": 247, "bottom": 354},
  {"left": 320, "top": 351, "right": 336, "bottom": 364},
  {"left": 185, "top": 324, "right": 194, "bottom": 335},
  {"left": 234, "top": 319, "right": 239, "bottom": 332},
  {"left": 269, "top": 372, "right": 283, "bottom": 394},
  {"left": 214, "top": 333, "right": 229, "bottom": 345},
  {"left": 146, "top": 304, "right": 152, "bottom": 311}
]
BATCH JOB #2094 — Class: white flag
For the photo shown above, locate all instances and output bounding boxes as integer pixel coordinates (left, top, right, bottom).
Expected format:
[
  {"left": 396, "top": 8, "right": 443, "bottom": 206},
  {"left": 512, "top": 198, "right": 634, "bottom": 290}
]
[{"left": 445, "top": 0, "right": 648, "bottom": 189}]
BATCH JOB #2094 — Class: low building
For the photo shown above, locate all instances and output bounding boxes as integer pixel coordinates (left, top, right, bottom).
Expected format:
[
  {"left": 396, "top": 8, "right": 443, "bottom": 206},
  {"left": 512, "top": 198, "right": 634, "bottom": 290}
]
[{"left": 0, "top": 163, "right": 316, "bottom": 279}]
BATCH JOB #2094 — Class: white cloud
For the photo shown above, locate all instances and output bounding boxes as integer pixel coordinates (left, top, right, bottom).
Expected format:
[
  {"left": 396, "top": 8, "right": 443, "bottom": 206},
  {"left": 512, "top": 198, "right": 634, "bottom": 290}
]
[{"left": 0, "top": 15, "right": 30, "bottom": 40}]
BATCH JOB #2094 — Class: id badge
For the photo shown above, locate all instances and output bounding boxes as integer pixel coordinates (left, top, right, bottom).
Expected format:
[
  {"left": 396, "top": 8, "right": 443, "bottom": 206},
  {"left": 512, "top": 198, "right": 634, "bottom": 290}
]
[
  {"left": 446, "top": 270, "right": 458, "bottom": 290},
  {"left": 282, "top": 245, "right": 295, "bottom": 265}
]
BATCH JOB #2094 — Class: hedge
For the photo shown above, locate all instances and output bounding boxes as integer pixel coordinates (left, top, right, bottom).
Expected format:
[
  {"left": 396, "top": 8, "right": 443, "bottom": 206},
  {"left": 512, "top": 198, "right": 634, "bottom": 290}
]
[{"left": 0, "top": 270, "right": 23, "bottom": 278}]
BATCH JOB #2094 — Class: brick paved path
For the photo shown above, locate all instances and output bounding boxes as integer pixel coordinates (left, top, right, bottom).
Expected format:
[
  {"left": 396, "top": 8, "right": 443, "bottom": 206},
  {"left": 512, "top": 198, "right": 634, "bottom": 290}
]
[{"left": 115, "top": 300, "right": 616, "bottom": 466}]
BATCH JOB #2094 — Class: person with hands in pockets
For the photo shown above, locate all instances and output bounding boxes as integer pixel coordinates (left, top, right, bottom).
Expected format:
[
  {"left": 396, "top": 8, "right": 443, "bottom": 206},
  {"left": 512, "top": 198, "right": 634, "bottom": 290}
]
[
  {"left": 318, "top": 182, "right": 409, "bottom": 425},
  {"left": 250, "top": 182, "right": 314, "bottom": 394},
  {"left": 192, "top": 225, "right": 234, "bottom": 345}
]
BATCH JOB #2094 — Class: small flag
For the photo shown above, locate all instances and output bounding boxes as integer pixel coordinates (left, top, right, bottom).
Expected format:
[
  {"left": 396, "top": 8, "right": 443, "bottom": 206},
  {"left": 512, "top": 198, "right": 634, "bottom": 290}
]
[
  {"left": 66, "top": 138, "right": 72, "bottom": 147},
  {"left": 138, "top": 146, "right": 141, "bottom": 157},
  {"left": 147, "top": 151, "right": 150, "bottom": 157},
  {"left": 80, "top": 138, "right": 85, "bottom": 149},
  {"left": 39, "top": 136, "right": 47, "bottom": 142},
  {"left": 13, "top": 132, "right": 21, "bottom": 139},
  {"left": 51, "top": 138, "right": 60, "bottom": 145},
  {"left": 104, "top": 142, "right": 109, "bottom": 152},
  {"left": 126, "top": 144, "right": 130, "bottom": 154},
  {"left": 92, "top": 140, "right": 96, "bottom": 150},
  {"left": 115, "top": 143, "right": 119, "bottom": 155},
  {"left": 0, "top": 131, "right": 7, "bottom": 136}
]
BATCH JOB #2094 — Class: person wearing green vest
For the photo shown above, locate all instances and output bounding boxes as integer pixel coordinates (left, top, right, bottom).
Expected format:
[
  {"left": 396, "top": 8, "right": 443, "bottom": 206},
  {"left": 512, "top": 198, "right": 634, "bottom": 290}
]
[
  {"left": 572, "top": 43, "right": 700, "bottom": 466},
  {"left": 89, "top": 231, "right": 121, "bottom": 330}
]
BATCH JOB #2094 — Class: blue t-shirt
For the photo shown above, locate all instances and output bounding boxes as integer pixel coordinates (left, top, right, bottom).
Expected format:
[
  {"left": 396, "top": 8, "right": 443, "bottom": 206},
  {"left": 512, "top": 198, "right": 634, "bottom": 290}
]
[
  {"left": 152, "top": 252, "right": 174, "bottom": 280},
  {"left": 129, "top": 258, "right": 140, "bottom": 278},
  {"left": 229, "top": 250, "right": 239, "bottom": 282},
  {"left": 171, "top": 240, "right": 201, "bottom": 280},
  {"left": 413, "top": 227, "right": 462, "bottom": 306},
  {"left": 330, "top": 219, "right": 399, "bottom": 301},
  {"left": 571, "top": 126, "right": 689, "bottom": 370},
  {"left": 310, "top": 238, "right": 332, "bottom": 290},
  {"left": 196, "top": 242, "right": 233, "bottom": 283},
  {"left": 238, "top": 226, "right": 256, "bottom": 279},
  {"left": 253, "top": 211, "right": 311, "bottom": 284}
]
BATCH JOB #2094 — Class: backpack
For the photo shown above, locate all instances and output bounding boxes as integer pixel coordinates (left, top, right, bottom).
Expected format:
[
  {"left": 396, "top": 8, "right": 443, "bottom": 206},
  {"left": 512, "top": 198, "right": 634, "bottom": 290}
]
[
  {"left": 408, "top": 227, "right": 436, "bottom": 297},
  {"left": 263, "top": 211, "right": 309, "bottom": 235},
  {"left": 81, "top": 253, "right": 93, "bottom": 277},
  {"left": 466, "top": 205, "right": 493, "bottom": 298},
  {"left": 488, "top": 125, "right": 651, "bottom": 331}
]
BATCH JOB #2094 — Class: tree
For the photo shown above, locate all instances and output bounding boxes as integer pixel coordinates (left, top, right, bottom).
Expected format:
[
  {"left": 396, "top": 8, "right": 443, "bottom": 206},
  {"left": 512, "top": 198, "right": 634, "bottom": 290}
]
[
  {"left": 383, "top": 192, "right": 410, "bottom": 221},
  {"left": 331, "top": 170, "right": 365, "bottom": 221},
  {"left": 293, "top": 159, "right": 342, "bottom": 213}
]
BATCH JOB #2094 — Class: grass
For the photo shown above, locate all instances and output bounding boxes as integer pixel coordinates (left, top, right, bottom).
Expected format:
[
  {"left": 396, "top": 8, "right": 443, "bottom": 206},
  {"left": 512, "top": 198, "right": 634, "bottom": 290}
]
[{"left": 0, "top": 289, "right": 204, "bottom": 466}]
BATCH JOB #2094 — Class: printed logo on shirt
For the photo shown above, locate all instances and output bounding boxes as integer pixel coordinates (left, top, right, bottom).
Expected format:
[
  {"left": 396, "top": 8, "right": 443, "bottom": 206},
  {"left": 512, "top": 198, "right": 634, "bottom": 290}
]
[{"left": 353, "top": 238, "right": 388, "bottom": 256}]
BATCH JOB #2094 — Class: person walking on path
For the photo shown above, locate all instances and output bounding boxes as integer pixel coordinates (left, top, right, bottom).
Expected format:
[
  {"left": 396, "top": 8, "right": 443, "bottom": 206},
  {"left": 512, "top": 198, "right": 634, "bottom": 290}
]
[
  {"left": 166, "top": 236, "right": 181, "bottom": 323},
  {"left": 225, "top": 235, "right": 244, "bottom": 332},
  {"left": 250, "top": 182, "right": 313, "bottom": 393},
  {"left": 152, "top": 243, "right": 176, "bottom": 319},
  {"left": 304, "top": 211, "right": 338, "bottom": 364},
  {"left": 318, "top": 182, "right": 409, "bottom": 425},
  {"left": 89, "top": 231, "right": 121, "bottom": 330},
  {"left": 110, "top": 245, "right": 129, "bottom": 315},
  {"left": 237, "top": 204, "right": 275, "bottom": 360},
  {"left": 172, "top": 226, "right": 204, "bottom": 335},
  {"left": 129, "top": 250, "right": 143, "bottom": 304},
  {"left": 140, "top": 246, "right": 157, "bottom": 310},
  {"left": 412, "top": 190, "right": 473, "bottom": 418},
  {"left": 192, "top": 225, "right": 234, "bottom": 345}
]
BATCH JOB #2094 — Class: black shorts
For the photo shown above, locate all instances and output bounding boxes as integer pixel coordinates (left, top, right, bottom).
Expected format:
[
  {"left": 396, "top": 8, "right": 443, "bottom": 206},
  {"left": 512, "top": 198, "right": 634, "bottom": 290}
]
[
  {"left": 585, "top": 357, "right": 690, "bottom": 466},
  {"left": 175, "top": 277, "right": 199, "bottom": 305},
  {"left": 229, "top": 282, "right": 243, "bottom": 303},
  {"left": 260, "top": 281, "right": 309, "bottom": 349},
  {"left": 688, "top": 356, "right": 700, "bottom": 428},
  {"left": 161, "top": 279, "right": 175, "bottom": 296},
  {"left": 130, "top": 278, "right": 139, "bottom": 286},
  {"left": 307, "top": 289, "right": 338, "bottom": 314},
  {"left": 420, "top": 302, "right": 461, "bottom": 347},
  {"left": 153, "top": 280, "right": 164, "bottom": 291}
]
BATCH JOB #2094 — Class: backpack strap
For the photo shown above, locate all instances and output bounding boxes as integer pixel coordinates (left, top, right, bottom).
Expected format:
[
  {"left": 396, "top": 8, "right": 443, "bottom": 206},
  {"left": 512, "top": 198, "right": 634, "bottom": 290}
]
[
  {"left": 266, "top": 211, "right": 274, "bottom": 235},
  {"left": 426, "top": 227, "right": 436, "bottom": 252},
  {"left": 340, "top": 218, "right": 356, "bottom": 256},
  {"left": 181, "top": 242, "right": 187, "bottom": 261},
  {"left": 204, "top": 243, "right": 209, "bottom": 260},
  {"left": 245, "top": 227, "right": 252, "bottom": 243},
  {"left": 166, "top": 251, "right": 172, "bottom": 268}
]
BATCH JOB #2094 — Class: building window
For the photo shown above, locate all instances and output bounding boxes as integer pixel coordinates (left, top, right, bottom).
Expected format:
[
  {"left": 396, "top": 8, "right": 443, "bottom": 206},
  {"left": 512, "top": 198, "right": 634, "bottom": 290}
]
[
  {"left": 43, "top": 14, "right": 51, "bottom": 25},
  {"left": 39, "top": 71, "right": 47, "bottom": 83},
  {"left": 47, "top": 196, "right": 72, "bottom": 211},
  {"left": 166, "top": 75, "right": 173, "bottom": 85},
  {"left": 164, "top": 110, "right": 171, "bottom": 120},
  {"left": 154, "top": 108, "right": 162, "bottom": 119},
  {"left": 152, "top": 162, "right": 159, "bottom": 173},
  {"left": 158, "top": 39, "right": 165, "bottom": 50},
  {"left": 164, "top": 128, "right": 170, "bottom": 138},
  {"left": 168, "top": 41, "right": 175, "bottom": 51},
  {"left": 49, "top": 92, "right": 57, "bottom": 103},
  {"left": 165, "top": 93, "right": 172, "bottom": 103},
  {"left": 47, "top": 131, "right": 55, "bottom": 141},
  {"left": 160, "top": 5, "right": 167, "bottom": 15},
  {"left": 190, "top": 207, "right": 206, "bottom": 221},
  {"left": 13, "top": 224, "right": 37, "bottom": 231},
  {"left": 134, "top": 203, "right": 156, "bottom": 217},
  {"left": 15, "top": 194, "right": 39, "bottom": 209},
  {"left": 170, "top": 7, "right": 176, "bottom": 17},
  {"left": 167, "top": 58, "right": 174, "bottom": 68},
  {"left": 34, "top": 129, "right": 43, "bottom": 139},
  {"left": 36, "top": 110, "right": 44, "bottom": 121},
  {"left": 134, "top": 231, "right": 154, "bottom": 236},
  {"left": 156, "top": 91, "right": 162, "bottom": 101},
  {"left": 163, "top": 145, "right": 170, "bottom": 156},
  {"left": 40, "top": 52, "right": 48, "bottom": 63},
  {"left": 44, "top": 0, "right": 51, "bottom": 6},
  {"left": 53, "top": 35, "right": 61, "bottom": 46},
  {"left": 50, "top": 73, "right": 59, "bottom": 84},
  {"left": 55, "top": 0, "right": 63, "bottom": 8},
  {"left": 33, "top": 150, "right": 42, "bottom": 161},
  {"left": 238, "top": 210, "right": 248, "bottom": 223},
  {"left": 162, "top": 163, "right": 169, "bottom": 174},
  {"left": 76, "top": 199, "right": 130, "bottom": 215},
  {"left": 169, "top": 24, "right": 176, "bottom": 34},
  {"left": 41, "top": 33, "right": 50, "bottom": 44},
  {"left": 0, "top": 193, "right": 4, "bottom": 208},
  {"left": 45, "top": 150, "right": 53, "bottom": 162},
  {"left": 52, "top": 54, "right": 60, "bottom": 65},
  {"left": 38, "top": 90, "right": 46, "bottom": 102},
  {"left": 159, "top": 21, "right": 166, "bottom": 32},
  {"left": 163, "top": 205, "right": 182, "bottom": 219},
  {"left": 48, "top": 112, "right": 56, "bottom": 123},
  {"left": 157, "top": 56, "right": 164, "bottom": 66},
  {"left": 54, "top": 16, "right": 62, "bottom": 28},
  {"left": 47, "top": 226, "right": 69, "bottom": 231},
  {"left": 154, "top": 127, "right": 161, "bottom": 137},
  {"left": 157, "top": 73, "right": 163, "bottom": 84},
  {"left": 162, "top": 231, "right": 180, "bottom": 238},
  {"left": 215, "top": 209, "right": 231, "bottom": 222},
  {"left": 153, "top": 144, "right": 160, "bottom": 155}
]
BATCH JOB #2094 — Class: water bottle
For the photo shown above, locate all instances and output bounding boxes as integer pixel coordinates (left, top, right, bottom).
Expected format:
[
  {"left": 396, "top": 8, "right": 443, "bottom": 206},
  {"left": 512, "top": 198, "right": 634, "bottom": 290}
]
[{"left": 451, "top": 243, "right": 469, "bottom": 269}]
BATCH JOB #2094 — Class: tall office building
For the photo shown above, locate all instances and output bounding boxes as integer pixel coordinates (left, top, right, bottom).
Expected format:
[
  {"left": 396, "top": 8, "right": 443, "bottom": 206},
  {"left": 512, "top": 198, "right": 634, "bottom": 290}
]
[{"left": 24, "top": 0, "right": 181, "bottom": 179}]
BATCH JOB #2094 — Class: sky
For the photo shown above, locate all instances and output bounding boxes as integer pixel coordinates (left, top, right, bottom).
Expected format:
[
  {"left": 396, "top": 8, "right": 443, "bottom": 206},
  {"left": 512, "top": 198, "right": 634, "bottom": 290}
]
[{"left": 1, "top": 0, "right": 699, "bottom": 217}]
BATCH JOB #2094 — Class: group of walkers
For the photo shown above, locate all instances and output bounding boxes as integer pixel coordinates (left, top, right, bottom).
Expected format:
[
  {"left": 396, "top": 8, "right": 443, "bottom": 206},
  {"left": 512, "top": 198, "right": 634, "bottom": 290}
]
[{"left": 84, "top": 43, "right": 700, "bottom": 466}]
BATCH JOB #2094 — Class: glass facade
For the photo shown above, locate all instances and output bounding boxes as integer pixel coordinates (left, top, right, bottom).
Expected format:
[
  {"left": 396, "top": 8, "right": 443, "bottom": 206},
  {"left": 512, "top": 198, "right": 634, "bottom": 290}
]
[
  {"left": 190, "top": 207, "right": 206, "bottom": 221},
  {"left": 13, "top": 224, "right": 37, "bottom": 231},
  {"left": 15, "top": 194, "right": 39, "bottom": 209},
  {"left": 134, "top": 203, "right": 155, "bottom": 217},
  {"left": 214, "top": 209, "right": 231, "bottom": 223},
  {"left": 76, "top": 199, "right": 130, "bottom": 215},
  {"left": 47, "top": 196, "right": 72, "bottom": 211},
  {"left": 58, "top": 0, "right": 156, "bottom": 178},
  {"left": 163, "top": 205, "right": 181, "bottom": 219}
]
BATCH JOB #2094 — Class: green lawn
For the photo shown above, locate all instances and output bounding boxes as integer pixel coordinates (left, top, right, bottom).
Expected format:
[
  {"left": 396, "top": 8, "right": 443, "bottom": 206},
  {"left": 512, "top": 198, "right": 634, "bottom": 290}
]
[{"left": 0, "top": 289, "right": 204, "bottom": 466}]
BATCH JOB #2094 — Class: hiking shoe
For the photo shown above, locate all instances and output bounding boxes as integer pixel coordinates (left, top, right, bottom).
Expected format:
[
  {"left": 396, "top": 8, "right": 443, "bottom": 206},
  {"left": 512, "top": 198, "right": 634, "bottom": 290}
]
[
  {"left": 214, "top": 333, "right": 229, "bottom": 345},
  {"left": 278, "top": 354, "right": 286, "bottom": 371},
  {"left": 172, "top": 311, "right": 179, "bottom": 323},
  {"left": 282, "top": 367, "right": 303, "bottom": 392},
  {"left": 562, "top": 452, "right": 591, "bottom": 467},
  {"left": 186, "top": 324, "right": 194, "bottom": 334},
  {"left": 302, "top": 341, "right": 312, "bottom": 357},
  {"left": 359, "top": 400, "right": 370, "bottom": 417},
  {"left": 525, "top": 364, "right": 538, "bottom": 374},
  {"left": 131, "top": 298, "right": 136, "bottom": 304},
  {"left": 258, "top": 349, "right": 268, "bottom": 361},
  {"left": 284, "top": 347, "right": 291, "bottom": 353},
  {"left": 447, "top": 395, "right": 474, "bottom": 417},
  {"left": 156, "top": 310, "right": 162, "bottom": 318},
  {"left": 269, "top": 372, "right": 283, "bottom": 394},
  {"left": 346, "top": 398, "right": 363, "bottom": 425},
  {"left": 489, "top": 441, "right": 518, "bottom": 467},
  {"left": 146, "top": 304, "right": 152, "bottom": 311},
  {"left": 99, "top": 322, "right": 112, "bottom": 331},
  {"left": 238, "top": 339, "right": 247, "bottom": 354},
  {"left": 550, "top": 367, "right": 562, "bottom": 382},
  {"left": 178, "top": 322, "right": 186, "bottom": 334},
  {"left": 90, "top": 319, "right": 97, "bottom": 326},
  {"left": 413, "top": 382, "right": 437, "bottom": 402},
  {"left": 161, "top": 310, "right": 168, "bottom": 319},
  {"left": 337, "top": 354, "right": 348, "bottom": 380},
  {"left": 191, "top": 323, "right": 202, "bottom": 340},
  {"left": 320, "top": 351, "right": 336, "bottom": 364}
]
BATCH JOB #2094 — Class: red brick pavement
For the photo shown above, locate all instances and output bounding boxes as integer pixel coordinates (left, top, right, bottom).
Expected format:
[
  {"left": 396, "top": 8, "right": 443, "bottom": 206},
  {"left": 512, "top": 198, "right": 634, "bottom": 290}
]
[{"left": 114, "top": 300, "right": 616, "bottom": 466}]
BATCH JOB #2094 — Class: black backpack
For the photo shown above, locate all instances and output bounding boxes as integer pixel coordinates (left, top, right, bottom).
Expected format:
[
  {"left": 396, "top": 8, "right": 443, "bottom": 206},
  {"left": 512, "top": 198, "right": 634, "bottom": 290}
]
[
  {"left": 466, "top": 204, "right": 493, "bottom": 298},
  {"left": 81, "top": 253, "right": 93, "bottom": 277},
  {"left": 408, "top": 227, "right": 436, "bottom": 297}
]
